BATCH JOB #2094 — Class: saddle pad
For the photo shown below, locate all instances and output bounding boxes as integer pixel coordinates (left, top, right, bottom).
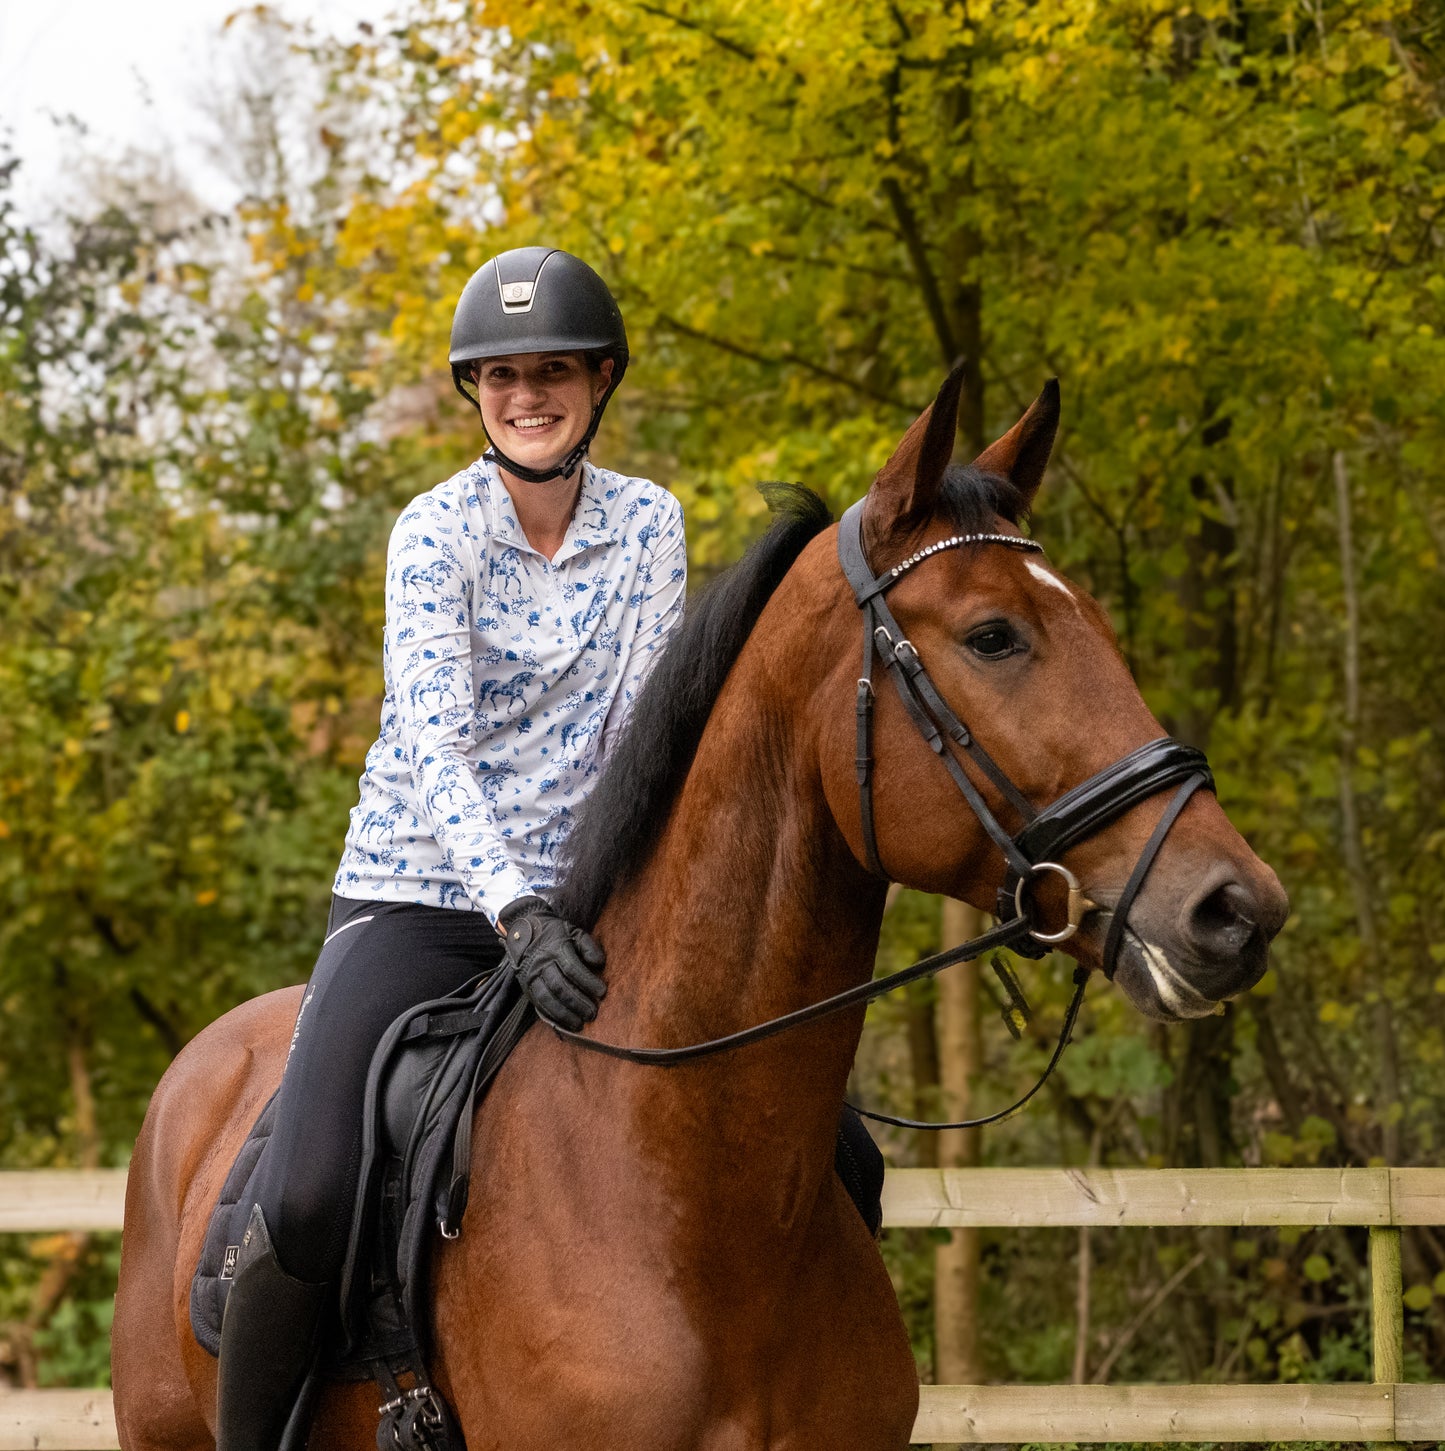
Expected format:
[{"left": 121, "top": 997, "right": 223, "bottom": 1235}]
[{"left": 189, "top": 1089, "right": 279, "bottom": 1356}]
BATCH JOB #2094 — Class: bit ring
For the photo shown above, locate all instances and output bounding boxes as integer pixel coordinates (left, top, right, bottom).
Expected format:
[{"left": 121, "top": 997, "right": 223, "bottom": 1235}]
[{"left": 1015, "top": 861, "right": 1088, "bottom": 945}]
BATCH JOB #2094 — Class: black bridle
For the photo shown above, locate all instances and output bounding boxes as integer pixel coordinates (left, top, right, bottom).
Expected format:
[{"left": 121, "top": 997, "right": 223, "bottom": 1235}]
[
  {"left": 839, "top": 501, "right": 1212, "bottom": 973},
  {"left": 550, "top": 501, "right": 1214, "bottom": 1130}
]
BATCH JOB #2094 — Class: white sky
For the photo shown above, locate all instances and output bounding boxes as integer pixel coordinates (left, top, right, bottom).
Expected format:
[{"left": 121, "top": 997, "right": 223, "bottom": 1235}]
[{"left": 0, "top": 0, "right": 388, "bottom": 219}]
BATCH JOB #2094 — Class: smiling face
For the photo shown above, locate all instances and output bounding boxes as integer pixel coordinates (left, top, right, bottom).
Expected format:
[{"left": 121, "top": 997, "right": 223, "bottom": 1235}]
[{"left": 474, "top": 351, "right": 615, "bottom": 476}]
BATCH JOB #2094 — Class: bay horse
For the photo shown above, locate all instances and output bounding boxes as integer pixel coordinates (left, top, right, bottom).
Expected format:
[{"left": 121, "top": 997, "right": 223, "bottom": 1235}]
[{"left": 113, "top": 373, "right": 1287, "bottom": 1451}]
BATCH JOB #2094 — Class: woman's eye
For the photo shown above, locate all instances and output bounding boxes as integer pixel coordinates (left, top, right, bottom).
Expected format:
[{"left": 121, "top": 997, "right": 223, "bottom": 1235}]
[{"left": 967, "top": 626, "right": 1017, "bottom": 660}]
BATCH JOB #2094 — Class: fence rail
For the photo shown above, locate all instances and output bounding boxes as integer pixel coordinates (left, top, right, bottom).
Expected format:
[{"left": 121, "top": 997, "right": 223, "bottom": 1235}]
[{"left": 2, "top": 1167, "right": 1443, "bottom": 1445}]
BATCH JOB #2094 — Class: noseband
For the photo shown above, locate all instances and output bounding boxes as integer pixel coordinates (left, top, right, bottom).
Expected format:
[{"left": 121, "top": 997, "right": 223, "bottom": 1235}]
[
  {"left": 547, "top": 503, "right": 1216, "bottom": 1131},
  {"left": 838, "top": 500, "right": 1212, "bottom": 980}
]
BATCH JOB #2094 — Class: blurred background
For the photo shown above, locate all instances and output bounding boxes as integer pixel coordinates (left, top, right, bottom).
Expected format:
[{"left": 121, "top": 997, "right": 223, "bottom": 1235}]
[{"left": 1, "top": 0, "right": 1443, "bottom": 1427}]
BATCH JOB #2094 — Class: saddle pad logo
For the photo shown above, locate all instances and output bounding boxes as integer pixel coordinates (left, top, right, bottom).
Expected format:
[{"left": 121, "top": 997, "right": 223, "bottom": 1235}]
[{"left": 220, "top": 1245, "right": 240, "bottom": 1281}]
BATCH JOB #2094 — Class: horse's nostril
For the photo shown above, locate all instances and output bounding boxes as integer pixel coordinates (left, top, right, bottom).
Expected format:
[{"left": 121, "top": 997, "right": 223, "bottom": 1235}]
[{"left": 1189, "top": 880, "right": 1261, "bottom": 960}]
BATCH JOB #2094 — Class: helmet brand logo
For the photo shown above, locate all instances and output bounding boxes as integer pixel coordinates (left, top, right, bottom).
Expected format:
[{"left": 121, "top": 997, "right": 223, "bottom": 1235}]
[{"left": 501, "top": 281, "right": 534, "bottom": 306}]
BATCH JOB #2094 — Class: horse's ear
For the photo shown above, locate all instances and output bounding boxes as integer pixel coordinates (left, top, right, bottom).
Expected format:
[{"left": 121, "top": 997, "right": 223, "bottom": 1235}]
[
  {"left": 969, "top": 378, "right": 1060, "bottom": 515},
  {"left": 865, "top": 361, "right": 967, "bottom": 545}
]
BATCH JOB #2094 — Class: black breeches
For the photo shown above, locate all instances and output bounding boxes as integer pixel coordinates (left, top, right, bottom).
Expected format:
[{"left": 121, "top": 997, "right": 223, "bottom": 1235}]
[{"left": 251, "top": 895, "right": 504, "bottom": 1283}]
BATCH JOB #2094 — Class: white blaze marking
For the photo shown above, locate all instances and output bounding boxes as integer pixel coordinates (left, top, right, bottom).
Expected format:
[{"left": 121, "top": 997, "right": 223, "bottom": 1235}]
[{"left": 1025, "top": 558, "right": 1082, "bottom": 612}]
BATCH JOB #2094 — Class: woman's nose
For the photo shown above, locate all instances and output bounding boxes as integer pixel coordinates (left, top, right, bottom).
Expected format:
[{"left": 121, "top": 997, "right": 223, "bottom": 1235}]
[{"left": 511, "top": 374, "right": 547, "bottom": 406}]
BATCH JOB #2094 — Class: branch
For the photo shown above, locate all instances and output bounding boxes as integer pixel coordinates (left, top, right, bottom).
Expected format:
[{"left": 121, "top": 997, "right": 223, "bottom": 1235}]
[
  {"left": 653, "top": 312, "right": 920, "bottom": 411},
  {"left": 723, "top": 241, "right": 905, "bottom": 283},
  {"left": 89, "top": 909, "right": 139, "bottom": 956},
  {"left": 130, "top": 987, "right": 189, "bottom": 1057},
  {"left": 881, "top": 178, "right": 958, "bottom": 366},
  {"left": 631, "top": 2, "right": 757, "bottom": 62},
  {"left": 877, "top": 50, "right": 958, "bottom": 370},
  {"left": 775, "top": 175, "right": 912, "bottom": 245},
  {"left": 1092, "top": 1250, "right": 1207, "bottom": 1383}
]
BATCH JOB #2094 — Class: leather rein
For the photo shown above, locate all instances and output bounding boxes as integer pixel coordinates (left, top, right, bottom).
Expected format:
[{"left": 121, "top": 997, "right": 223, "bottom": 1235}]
[{"left": 551, "top": 501, "right": 1213, "bottom": 1130}]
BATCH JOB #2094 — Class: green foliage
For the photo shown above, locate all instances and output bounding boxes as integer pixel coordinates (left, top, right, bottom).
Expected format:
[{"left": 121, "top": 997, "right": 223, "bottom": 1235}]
[
  {"left": 1059, "top": 1032, "right": 1174, "bottom": 1101},
  {"left": 30, "top": 1247, "right": 117, "bottom": 1389}
]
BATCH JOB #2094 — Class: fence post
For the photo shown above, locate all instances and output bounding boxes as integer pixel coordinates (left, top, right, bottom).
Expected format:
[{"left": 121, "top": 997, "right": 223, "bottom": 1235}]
[{"left": 1369, "top": 1225, "right": 1403, "bottom": 1385}]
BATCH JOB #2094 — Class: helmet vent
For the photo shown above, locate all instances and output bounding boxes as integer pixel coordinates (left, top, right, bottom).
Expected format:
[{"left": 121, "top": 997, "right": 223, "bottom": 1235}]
[{"left": 498, "top": 279, "right": 535, "bottom": 313}]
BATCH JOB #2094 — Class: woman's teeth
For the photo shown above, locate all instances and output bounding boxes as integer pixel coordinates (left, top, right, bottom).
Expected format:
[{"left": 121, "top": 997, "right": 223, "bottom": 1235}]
[{"left": 511, "top": 416, "right": 559, "bottom": 430}]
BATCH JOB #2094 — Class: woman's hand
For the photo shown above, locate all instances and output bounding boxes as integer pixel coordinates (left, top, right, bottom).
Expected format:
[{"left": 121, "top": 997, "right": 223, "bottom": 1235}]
[{"left": 499, "top": 896, "right": 607, "bottom": 1031}]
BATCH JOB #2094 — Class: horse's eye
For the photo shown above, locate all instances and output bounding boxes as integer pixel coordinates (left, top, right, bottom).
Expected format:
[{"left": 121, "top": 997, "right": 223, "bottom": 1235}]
[{"left": 967, "top": 625, "right": 1018, "bottom": 660}]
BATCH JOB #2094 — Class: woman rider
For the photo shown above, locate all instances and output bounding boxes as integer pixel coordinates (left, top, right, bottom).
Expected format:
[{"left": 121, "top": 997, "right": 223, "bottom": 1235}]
[{"left": 215, "top": 247, "right": 686, "bottom": 1451}]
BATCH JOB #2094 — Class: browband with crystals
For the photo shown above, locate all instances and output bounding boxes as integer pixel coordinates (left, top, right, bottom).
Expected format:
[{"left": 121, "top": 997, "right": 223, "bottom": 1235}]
[{"left": 852, "top": 531, "right": 1045, "bottom": 605}]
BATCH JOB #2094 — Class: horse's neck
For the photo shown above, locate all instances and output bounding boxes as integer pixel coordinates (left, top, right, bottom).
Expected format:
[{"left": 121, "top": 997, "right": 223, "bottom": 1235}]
[{"left": 592, "top": 636, "right": 887, "bottom": 1202}]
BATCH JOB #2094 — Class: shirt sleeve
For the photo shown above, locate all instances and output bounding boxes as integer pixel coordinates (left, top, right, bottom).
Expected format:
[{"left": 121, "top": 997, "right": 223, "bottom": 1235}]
[
  {"left": 598, "top": 495, "right": 688, "bottom": 766},
  {"left": 385, "top": 498, "right": 529, "bottom": 925}
]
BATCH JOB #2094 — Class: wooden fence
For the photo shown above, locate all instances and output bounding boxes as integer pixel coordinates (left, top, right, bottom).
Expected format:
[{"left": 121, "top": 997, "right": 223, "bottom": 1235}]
[{"left": 2, "top": 1167, "right": 1443, "bottom": 1447}]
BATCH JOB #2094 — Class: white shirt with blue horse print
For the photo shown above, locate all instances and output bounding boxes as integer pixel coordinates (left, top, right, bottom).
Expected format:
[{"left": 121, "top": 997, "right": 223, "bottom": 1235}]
[{"left": 335, "top": 457, "right": 687, "bottom": 925}]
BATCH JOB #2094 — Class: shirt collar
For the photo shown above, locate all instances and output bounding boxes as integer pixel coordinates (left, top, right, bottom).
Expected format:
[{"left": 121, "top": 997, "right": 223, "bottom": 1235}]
[
  {"left": 555, "top": 463, "right": 622, "bottom": 564},
  {"left": 477, "top": 457, "right": 621, "bottom": 564}
]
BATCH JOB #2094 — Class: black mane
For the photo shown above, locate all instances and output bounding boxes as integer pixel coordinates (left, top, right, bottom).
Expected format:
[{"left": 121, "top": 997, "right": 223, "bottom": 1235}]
[{"left": 552, "top": 483, "right": 833, "bottom": 929}]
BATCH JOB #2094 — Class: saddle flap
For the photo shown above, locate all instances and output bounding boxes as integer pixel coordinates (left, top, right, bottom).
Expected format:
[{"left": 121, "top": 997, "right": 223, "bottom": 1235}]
[
  {"left": 188, "top": 1091, "right": 281, "bottom": 1357},
  {"left": 337, "top": 965, "right": 528, "bottom": 1355}
]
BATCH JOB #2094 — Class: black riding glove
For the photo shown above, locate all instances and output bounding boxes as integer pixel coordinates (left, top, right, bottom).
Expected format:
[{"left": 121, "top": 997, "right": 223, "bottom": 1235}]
[{"left": 498, "top": 896, "right": 607, "bottom": 1032}]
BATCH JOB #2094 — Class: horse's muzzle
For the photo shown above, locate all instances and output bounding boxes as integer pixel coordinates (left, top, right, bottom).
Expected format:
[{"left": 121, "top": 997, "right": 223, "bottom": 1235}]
[{"left": 1112, "top": 862, "right": 1289, "bottom": 1019}]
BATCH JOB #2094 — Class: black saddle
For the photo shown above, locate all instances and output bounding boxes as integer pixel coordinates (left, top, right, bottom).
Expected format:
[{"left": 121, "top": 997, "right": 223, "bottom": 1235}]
[{"left": 190, "top": 965, "right": 533, "bottom": 1444}]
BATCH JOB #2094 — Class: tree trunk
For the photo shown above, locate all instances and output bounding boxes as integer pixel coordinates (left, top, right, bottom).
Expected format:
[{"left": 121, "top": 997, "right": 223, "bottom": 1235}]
[
  {"left": 7, "top": 1012, "right": 100, "bottom": 1388},
  {"left": 905, "top": 981, "right": 941, "bottom": 1171},
  {"left": 930, "top": 10, "right": 990, "bottom": 1410},
  {"left": 1332, "top": 450, "right": 1402, "bottom": 1163},
  {"left": 934, "top": 899, "right": 985, "bottom": 1395},
  {"left": 1180, "top": 415, "right": 1238, "bottom": 750}
]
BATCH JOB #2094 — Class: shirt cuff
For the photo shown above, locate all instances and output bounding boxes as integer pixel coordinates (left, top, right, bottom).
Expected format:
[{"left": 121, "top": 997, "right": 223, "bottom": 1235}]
[{"left": 475, "top": 865, "right": 534, "bottom": 931}]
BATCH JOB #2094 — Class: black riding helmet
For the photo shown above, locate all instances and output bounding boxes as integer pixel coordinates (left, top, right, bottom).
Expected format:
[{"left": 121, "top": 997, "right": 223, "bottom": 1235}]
[{"left": 449, "top": 247, "right": 630, "bottom": 484}]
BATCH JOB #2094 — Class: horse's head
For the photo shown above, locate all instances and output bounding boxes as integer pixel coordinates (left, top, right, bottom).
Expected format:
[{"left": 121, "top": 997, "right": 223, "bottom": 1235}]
[{"left": 818, "top": 369, "right": 1288, "bottom": 1019}]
